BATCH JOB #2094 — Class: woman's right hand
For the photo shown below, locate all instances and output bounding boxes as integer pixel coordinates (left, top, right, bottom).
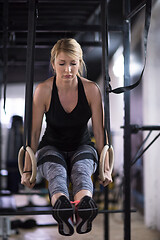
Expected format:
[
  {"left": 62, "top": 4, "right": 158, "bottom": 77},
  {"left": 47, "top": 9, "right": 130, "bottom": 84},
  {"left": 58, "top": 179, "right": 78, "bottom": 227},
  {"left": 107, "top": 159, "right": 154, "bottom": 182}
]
[
  {"left": 99, "top": 170, "right": 113, "bottom": 187},
  {"left": 21, "top": 172, "right": 36, "bottom": 188}
]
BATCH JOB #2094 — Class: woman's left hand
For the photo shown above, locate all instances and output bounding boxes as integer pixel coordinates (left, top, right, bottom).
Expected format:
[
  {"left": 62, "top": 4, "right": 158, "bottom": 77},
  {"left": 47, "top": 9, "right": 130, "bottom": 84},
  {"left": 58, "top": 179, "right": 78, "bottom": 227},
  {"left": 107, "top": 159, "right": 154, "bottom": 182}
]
[{"left": 99, "top": 170, "right": 113, "bottom": 187}]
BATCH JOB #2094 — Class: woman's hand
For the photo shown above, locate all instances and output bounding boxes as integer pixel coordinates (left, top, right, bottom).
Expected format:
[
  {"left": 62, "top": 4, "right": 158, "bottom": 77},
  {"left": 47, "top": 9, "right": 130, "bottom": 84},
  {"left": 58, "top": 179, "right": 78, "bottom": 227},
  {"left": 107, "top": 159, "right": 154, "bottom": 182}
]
[
  {"left": 21, "top": 172, "right": 36, "bottom": 189},
  {"left": 99, "top": 170, "right": 113, "bottom": 187},
  {"left": 99, "top": 149, "right": 113, "bottom": 187}
]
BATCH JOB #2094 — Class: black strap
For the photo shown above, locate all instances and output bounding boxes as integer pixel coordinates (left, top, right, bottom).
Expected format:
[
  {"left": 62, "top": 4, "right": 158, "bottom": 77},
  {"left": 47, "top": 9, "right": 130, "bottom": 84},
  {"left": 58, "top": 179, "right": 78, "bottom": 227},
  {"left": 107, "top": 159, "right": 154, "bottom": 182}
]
[
  {"left": 71, "top": 152, "right": 98, "bottom": 168},
  {"left": 101, "top": 0, "right": 112, "bottom": 147},
  {"left": 109, "top": 0, "right": 152, "bottom": 94},
  {"left": 37, "top": 155, "right": 67, "bottom": 170},
  {"left": 23, "top": 0, "right": 37, "bottom": 148}
]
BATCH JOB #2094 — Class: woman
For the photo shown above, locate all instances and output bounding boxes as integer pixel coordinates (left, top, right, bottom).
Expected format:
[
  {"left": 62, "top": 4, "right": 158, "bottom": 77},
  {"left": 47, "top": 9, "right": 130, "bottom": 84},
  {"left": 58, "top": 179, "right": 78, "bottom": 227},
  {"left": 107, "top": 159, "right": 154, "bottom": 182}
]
[{"left": 21, "top": 38, "right": 112, "bottom": 236}]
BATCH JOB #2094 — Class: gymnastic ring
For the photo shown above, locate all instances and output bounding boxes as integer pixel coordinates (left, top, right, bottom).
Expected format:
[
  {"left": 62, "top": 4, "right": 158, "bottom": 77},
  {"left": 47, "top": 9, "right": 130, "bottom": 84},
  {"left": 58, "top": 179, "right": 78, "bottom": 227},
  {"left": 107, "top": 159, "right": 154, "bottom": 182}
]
[
  {"left": 18, "top": 146, "right": 37, "bottom": 184},
  {"left": 99, "top": 145, "right": 114, "bottom": 182}
]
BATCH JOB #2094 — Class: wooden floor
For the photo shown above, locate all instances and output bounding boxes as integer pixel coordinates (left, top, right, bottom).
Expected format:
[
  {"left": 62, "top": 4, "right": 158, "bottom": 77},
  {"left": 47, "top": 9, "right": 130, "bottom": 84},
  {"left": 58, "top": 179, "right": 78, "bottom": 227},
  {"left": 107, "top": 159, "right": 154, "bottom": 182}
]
[{"left": 3, "top": 195, "right": 160, "bottom": 240}]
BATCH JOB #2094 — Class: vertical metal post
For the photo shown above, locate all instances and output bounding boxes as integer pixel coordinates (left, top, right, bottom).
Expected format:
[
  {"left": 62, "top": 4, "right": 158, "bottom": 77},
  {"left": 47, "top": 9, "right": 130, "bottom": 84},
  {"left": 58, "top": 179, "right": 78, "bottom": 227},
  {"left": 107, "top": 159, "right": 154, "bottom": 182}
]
[
  {"left": 23, "top": 0, "right": 37, "bottom": 147},
  {"left": 2, "top": 0, "right": 9, "bottom": 112},
  {"left": 101, "top": 0, "right": 111, "bottom": 239},
  {"left": 0, "top": 80, "right": 2, "bottom": 190},
  {"left": 0, "top": 0, "right": 9, "bottom": 189},
  {"left": 0, "top": 82, "right": 2, "bottom": 189},
  {"left": 123, "top": 0, "right": 131, "bottom": 239}
]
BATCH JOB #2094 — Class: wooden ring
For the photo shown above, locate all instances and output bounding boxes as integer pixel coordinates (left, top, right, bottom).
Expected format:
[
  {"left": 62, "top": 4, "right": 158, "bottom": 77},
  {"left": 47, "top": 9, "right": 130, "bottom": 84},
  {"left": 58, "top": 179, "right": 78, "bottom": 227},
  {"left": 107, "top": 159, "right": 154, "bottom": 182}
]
[
  {"left": 99, "top": 145, "right": 114, "bottom": 182},
  {"left": 18, "top": 146, "right": 37, "bottom": 184}
]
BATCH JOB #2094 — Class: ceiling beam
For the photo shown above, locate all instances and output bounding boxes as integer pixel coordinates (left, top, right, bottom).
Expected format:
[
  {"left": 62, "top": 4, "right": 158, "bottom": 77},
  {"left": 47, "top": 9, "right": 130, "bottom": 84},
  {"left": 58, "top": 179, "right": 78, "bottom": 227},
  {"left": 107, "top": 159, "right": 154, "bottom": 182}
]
[{"left": 0, "top": 24, "right": 101, "bottom": 33}]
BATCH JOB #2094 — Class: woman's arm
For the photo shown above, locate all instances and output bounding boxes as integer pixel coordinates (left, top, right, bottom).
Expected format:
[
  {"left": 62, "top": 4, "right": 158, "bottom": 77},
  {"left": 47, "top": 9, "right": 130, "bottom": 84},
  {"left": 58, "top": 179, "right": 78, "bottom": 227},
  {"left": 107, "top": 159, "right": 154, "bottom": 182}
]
[
  {"left": 21, "top": 82, "right": 48, "bottom": 188},
  {"left": 86, "top": 81, "right": 112, "bottom": 186},
  {"left": 90, "top": 85, "right": 104, "bottom": 155}
]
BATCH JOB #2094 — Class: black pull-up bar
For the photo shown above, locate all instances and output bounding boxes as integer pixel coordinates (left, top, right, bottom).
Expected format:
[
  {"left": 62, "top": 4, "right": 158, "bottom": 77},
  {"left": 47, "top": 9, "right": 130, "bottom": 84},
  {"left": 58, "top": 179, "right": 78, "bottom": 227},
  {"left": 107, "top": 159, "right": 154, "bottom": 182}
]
[{"left": 130, "top": 125, "right": 160, "bottom": 133}]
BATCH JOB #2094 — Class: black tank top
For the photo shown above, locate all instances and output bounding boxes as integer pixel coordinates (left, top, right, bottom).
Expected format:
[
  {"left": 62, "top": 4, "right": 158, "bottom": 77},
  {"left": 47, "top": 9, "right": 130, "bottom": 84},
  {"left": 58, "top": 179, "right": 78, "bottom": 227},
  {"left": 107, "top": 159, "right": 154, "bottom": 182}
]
[{"left": 38, "top": 76, "right": 92, "bottom": 151}]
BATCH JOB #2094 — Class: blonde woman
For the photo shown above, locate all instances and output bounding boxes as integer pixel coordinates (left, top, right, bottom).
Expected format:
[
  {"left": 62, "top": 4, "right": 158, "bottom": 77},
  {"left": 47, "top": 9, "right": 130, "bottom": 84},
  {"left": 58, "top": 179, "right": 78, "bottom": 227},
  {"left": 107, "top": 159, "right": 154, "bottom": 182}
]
[{"left": 21, "top": 38, "right": 112, "bottom": 236}]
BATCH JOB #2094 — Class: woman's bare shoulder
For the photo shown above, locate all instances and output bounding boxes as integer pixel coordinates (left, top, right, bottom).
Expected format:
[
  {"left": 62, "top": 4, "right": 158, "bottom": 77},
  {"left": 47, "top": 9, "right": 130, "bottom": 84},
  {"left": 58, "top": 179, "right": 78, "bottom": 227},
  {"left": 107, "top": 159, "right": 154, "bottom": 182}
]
[
  {"left": 34, "top": 77, "right": 54, "bottom": 97},
  {"left": 80, "top": 77, "right": 101, "bottom": 98}
]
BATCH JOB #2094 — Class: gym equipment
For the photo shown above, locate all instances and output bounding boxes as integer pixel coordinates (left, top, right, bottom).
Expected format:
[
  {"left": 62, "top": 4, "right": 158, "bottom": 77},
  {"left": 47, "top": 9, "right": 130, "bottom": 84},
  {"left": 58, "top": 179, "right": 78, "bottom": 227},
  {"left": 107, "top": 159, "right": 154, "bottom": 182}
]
[
  {"left": 0, "top": 193, "right": 57, "bottom": 240},
  {"left": 17, "top": 0, "right": 37, "bottom": 181},
  {"left": 6, "top": 116, "right": 23, "bottom": 192},
  {"left": 101, "top": 0, "right": 152, "bottom": 239},
  {"left": 99, "top": 145, "right": 114, "bottom": 182},
  {"left": 0, "top": 0, "right": 152, "bottom": 240},
  {"left": 18, "top": 146, "right": 37, "bottom": 184}
]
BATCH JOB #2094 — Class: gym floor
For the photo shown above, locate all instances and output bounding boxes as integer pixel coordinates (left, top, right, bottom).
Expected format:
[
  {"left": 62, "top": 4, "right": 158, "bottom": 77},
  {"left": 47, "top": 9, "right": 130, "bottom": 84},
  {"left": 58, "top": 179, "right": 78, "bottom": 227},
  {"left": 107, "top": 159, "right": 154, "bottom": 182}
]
[
  {"left": 6, "top": 195, "right": 160, "bottom": 240},
  {"left": 8, "top": 212, "right": 160, "bottom": 240}
]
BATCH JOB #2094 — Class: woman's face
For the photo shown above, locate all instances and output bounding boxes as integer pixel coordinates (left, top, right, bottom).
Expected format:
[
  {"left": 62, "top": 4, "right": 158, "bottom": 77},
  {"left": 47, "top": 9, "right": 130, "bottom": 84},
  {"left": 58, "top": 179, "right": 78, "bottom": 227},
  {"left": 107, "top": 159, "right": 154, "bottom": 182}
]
[{"left": 53, "top": 51, "right": 80, "bottom": 81}]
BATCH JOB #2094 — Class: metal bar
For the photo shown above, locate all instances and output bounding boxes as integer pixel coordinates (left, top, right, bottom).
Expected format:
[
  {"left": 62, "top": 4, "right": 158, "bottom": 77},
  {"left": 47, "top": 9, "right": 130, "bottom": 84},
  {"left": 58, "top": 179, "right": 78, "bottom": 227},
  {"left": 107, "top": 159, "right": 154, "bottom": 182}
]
[
  {"left": 139, "top": 126, "right": 160, "bottom": 131},
  {"left": 0, "top": 24, "right": 101, "bottom": 33},
  {"left": 0, "top": 25, "right": 123, "bottom": 33},
  {"left": 23, "top": 0, "right": 37, "bottom": 147},
  {"left": 39, "top": 0, "right": 101, "bottom": 2},
  {"left": 0, "top": 191, "right": 49, "bottom": 196},
  {"left": 5, "top": 0, "right": 100, "bottom": 3},
  {"left": 0, "top": 61, "right": 49, "bottom": 66},
  {"left": 126, "top": 0, "right": 146, "bottom": 20},
  {"left": 101, "top": 0, "right": 111, "bottom": 239},
  {"left": 99, "top": 209, "right": 136, "bottom": 214},
  {"left": 0, "top": 0, "right": 9, "bottom": 190},
  {"left": 131, "top": 125, "right": 160, "bottom": 132},
  {"left": 123, "top": 0, "right": 131, "bottom": 239},
  {"left": 0, "top": 41, "right": 102, "bottom": 49},
  {"left": 0, "top": 208, "right": 137, "bottom": 216},
  {"left": 0, "top": 91, "right": 2, "bottom": 191},
  {"left": 0, "top": 24, "right": 124, "bottom": 33},
  {"left": 2, "top": 0, "right": 9, "bottom": 111},
  {"left": 122, "top": 125, "right": 160, "bottom": 133},
  {"left": 131, "top": 132, "right": 160, "bottom": 166}
]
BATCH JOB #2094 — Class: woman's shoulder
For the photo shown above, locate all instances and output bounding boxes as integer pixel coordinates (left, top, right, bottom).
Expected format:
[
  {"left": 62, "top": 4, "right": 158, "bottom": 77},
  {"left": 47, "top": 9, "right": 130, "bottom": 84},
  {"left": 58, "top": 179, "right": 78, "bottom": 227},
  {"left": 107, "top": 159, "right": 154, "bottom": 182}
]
[
  {"left": 35, "top": 77, "right": 54, "bottom": 96},
  {"left": 80, "top": 77, "right": 101, "bottom": 96}
]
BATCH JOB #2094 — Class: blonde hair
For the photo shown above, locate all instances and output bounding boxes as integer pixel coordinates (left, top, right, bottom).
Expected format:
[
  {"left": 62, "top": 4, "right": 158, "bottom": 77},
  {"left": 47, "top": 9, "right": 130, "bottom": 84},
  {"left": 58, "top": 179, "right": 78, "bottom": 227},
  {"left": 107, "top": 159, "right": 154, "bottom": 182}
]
[{"left": 50, "top": 38, "right": 86, "bottom": 76}]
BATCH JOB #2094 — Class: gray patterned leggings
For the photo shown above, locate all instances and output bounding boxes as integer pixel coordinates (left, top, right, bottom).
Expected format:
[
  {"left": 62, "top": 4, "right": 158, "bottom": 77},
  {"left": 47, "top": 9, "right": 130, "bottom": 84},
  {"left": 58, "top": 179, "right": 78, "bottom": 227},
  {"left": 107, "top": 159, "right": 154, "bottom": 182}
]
[{"left": 36, "top": 145, "right": 98, "bottom": 198}]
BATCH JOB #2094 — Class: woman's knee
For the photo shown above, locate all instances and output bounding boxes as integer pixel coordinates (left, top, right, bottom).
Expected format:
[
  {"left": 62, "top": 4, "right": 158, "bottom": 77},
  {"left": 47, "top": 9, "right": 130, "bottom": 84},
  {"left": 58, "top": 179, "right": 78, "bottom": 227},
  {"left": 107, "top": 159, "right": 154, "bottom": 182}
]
[
  {"left": 40, "top": 162, "right": 69, "bottom": 198},
  {"left": 71, "top": 159, "right": 96, "bottom": 177},
  {"left": 70, "top": 159, "right": 96, "bottom": 196}
]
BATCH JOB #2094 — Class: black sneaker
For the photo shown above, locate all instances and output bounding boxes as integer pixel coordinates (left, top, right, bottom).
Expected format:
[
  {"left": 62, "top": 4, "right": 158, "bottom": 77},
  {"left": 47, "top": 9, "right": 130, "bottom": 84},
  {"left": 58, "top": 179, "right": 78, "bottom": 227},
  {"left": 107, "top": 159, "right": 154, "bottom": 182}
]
[
  {"left": 52, "top": 195, "right": 74, "bottom": 236},
  {"left": 75, "top": 196, "right": 98, "bottom": 234}
]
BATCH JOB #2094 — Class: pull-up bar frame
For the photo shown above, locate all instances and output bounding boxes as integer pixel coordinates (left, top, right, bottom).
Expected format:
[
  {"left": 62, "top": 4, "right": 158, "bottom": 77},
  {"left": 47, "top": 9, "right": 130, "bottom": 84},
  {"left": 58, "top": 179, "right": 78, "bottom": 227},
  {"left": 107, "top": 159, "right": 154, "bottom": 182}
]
[{"left": 0, "top": 1, "right": 152, "bottom": 240}]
